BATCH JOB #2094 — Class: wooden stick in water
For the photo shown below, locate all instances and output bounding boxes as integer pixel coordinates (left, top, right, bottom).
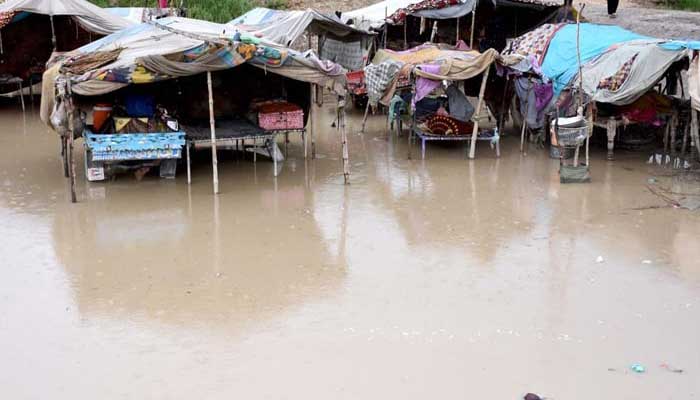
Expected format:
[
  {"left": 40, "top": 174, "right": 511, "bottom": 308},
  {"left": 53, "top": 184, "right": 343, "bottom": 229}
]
[
  {"left": 207, "top": 71, "right": 219, "bottom": 195},
  {"left": 469, "top": 65, "right": 490, "bottom": 159}
]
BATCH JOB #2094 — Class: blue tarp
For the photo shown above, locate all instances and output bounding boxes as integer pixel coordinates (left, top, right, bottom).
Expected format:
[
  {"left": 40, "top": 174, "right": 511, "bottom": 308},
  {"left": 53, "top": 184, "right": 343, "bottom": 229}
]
[{"left": 541, "top": 23, "right": 649, "bottom": 95}]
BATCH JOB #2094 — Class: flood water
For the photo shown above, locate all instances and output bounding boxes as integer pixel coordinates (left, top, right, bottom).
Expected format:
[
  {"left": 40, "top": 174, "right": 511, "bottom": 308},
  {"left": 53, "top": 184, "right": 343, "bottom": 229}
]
[{"left": 1, "top": 103, "right": 699, "bottom": 399}]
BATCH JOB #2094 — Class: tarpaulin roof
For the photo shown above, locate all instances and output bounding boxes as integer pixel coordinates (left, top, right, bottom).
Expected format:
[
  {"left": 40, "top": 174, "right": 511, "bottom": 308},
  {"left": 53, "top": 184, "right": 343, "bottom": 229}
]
[
  {"left": 48, "top": 17, "right": 346, "bottom": 96},
  {"left": 504, "top": 23, "right": 700, "bottom": 105},
  {"left": 0, "top": 0, "right": 133, "bottom": 35},
  {"left": 343, "top": 0, "right": 561, "bottom": 29},
  {"left": 343, "top": 0, "right": 477, "bottom": 29},
  {"left": 228, "top": 7, "right": 372, "bottom": 47}
]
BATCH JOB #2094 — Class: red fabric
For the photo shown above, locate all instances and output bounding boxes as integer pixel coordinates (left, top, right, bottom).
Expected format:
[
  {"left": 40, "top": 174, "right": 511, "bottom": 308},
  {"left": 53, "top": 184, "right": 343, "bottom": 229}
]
[{"left": 158, "top": 0, "right": 168, "bottom": 9}]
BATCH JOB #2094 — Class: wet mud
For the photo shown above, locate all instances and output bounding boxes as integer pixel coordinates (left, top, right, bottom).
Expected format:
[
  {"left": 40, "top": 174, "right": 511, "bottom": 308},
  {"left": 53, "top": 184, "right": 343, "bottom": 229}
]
[{"left": 0, "top": 104, "right": 699, "bottom": 399}]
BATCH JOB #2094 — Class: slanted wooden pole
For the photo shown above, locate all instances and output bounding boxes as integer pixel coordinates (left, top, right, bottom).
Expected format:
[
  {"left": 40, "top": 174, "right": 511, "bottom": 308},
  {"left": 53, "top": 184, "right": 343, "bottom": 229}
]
[
  {"left": 207, "top": 71, "right": 219, "bottom": 194},
  {"left": 361, "top": 101, "right": 371, "bottom": 133},
  {"left": 50, "top": 15, "right": 57, "bottom": 50},
  {"left": 520, "top": 80, "right": 531, "bottom": 153},
  {"left": 469, "top": 65, "right": 490, "bottom": 159},
  {"left": 469, "top": 8, "right": 476, "bottom": 49}
]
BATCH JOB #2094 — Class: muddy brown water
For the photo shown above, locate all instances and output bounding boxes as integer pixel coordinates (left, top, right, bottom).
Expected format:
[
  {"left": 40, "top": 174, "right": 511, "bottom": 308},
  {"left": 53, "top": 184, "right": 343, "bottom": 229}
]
[{"left": 0, "top": 104, "right": 699, "bottom": 399}]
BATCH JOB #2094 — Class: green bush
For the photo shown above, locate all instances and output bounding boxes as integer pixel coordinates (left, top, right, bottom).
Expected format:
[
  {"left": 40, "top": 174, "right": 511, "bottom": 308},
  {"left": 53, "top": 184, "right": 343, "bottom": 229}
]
[
  {"left": 89, "top": 0, "right": 287, "bottom": 23},
  {"left": 676, "top": 0, "right": 700, "bottom": 11}
]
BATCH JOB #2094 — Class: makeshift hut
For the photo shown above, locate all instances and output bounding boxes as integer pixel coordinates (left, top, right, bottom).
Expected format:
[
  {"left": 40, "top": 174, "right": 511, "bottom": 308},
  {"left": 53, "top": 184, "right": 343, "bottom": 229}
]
[
  {"left": 228, "top": 7, "right": 374, "bottom": 72},
  {"left": 502, "top": 22, "right": 700, "bottom": 161},
  {"left": 342, "top": 0, "right": 572, "bottom": 52},
  {"left": 361, "top": 42, "right": 499, "bottom": 158},
  {"left": 0, "top": 0, "right": 132, "bottom": 101},
  {"left": 40, "top": 17, "right": 349, "bottom": 203}
]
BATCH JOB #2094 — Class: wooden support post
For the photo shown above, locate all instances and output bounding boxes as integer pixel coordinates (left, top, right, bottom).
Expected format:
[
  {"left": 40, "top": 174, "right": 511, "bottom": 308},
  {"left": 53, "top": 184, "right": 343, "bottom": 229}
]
[
  {"left": 456, "top": 17, "right": 460, "bottom": 44},
  {"left": 403, "top": 20, "right": 407, "bottom": 49},
  {"left": 606, "top": 118, "right": 616, "bottom": 161},
  {"left": 469, "top": 8, "right": 476, "bottom": 49},
  {"left": 18, "top": 80, "right": 25, "bottom": 112},
  {"left": 361, "top": 101, "right": 371, "bottom": 133},
  {"left": 207, "top": 71, "right": 219, "bottom": 195},
  {"left": 691, "top": 108, "right": 700, "bottom": 161},
  {"left": 681, "top": 109, "right": 690, "bottom": 157},
  {"left": 61, "top": 136, "right": 69, "bottom": 178},
  {"left": 65, "top": 78, "right": 77, "bottom": 203},
  {"left": 469, "top": 65, "right": 490, "bottom": 159},
  {"left": 586, "top": 104, "right": 593, "bottom": 168},
  {"left": 520, "top": 81, "right": 531, "bottom": 153},
  {"left": 309, "top": 83, "right": 316, "bottom": 159},
  {"left": 186, "top": 141, "right": 191, "bottom": 184},
  {"left": 339, "top": 97, "right": 350, "bottom": 184},
  {"left": 384, "top": 7, "right": 388, "bottom": 48},
  {"left": 669, "top": 110, "right": 678, "bottom": 156},
  {"left": 49, "top": 15, "right": 57, "bottom": 50}
]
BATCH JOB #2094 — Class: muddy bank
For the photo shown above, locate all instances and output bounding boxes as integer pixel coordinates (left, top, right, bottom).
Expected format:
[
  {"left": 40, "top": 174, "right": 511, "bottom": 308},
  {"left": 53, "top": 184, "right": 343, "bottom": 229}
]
[{"left": 0, "top": 105, "right": 699, "bottom": 399}]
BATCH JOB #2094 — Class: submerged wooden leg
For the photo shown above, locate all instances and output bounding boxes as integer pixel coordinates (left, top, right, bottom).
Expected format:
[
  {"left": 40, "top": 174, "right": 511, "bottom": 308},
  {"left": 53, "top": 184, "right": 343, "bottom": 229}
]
[
  {"left": 469, "top": 66, "right": 490, "bottom": 160},
  {"left": 421, "top": 138, "right": 426, "bottom": 159},
  {"left": 670, "top": 111, "right": 679, "bottom": 156},
  {"left": 361, "top": 102, "right": 371, "bottom": 133},
  {"left": 61, "top": 136, "right": 69, "bottom": 178},
  {"left": 691, "top": 109, "right": 700, "bottom": 161},
  {"left": 186, "top": 142, "right": 191, "bottom": 185},
  {"left": 606, "top": 118, "right": 617, "bottom": 161}
]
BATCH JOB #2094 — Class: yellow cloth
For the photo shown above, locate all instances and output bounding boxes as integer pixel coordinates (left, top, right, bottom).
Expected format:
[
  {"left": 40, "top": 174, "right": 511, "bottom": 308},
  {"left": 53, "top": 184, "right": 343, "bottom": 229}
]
[{"left": 40, "top": 63, "right": 61, "bottom": 128}]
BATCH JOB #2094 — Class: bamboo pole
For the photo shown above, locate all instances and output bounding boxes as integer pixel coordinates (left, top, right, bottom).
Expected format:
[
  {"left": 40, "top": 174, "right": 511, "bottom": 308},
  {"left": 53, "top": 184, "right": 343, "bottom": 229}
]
[
  {"left": 468, "top": 65, "right": 490, "bottom": 159},
  {"left": 207, "top": 71, "right": 219, "bottom": 195}
]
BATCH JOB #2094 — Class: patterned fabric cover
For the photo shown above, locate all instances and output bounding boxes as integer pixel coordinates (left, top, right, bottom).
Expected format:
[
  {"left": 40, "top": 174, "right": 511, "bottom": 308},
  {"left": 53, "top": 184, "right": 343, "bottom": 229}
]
[
  {"left": 364, "top": 60, "right": 403, "bottom": 106},
  {"left": 502, "top": 23, "right": 563, "bottom": 64},
  {"left": 597, "top": 54, "right": 637, "bottom": 92}
]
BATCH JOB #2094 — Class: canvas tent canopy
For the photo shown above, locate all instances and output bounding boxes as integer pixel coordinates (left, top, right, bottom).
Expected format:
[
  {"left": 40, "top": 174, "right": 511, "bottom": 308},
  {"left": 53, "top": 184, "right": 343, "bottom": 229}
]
[
  {"left": 0, "top": 0, "right": 133, "bottom": 35},
  {"left": 41, "top": 16, "right": 347, "bottom": 103},
  {"left": 228, "top": 8, "right": 374, "bottom": 71},
  {"left": 228, "top": 7, "right": 372, "bottom": 47}
]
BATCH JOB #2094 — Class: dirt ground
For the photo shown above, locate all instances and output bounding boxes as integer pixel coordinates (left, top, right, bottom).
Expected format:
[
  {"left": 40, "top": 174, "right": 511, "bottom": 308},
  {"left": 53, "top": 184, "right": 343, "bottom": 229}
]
[{"left": 0, "top": 100, "right": 699, "bottom": 399}]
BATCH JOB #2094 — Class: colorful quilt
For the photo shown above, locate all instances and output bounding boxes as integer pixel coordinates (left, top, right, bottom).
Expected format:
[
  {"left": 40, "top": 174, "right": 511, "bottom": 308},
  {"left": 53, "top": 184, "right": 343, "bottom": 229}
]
[
  {"left": 388, "top": 0, "right": 462, "bottom": 24},
  {"left": 503, "top": 23, "right": 563, "bottom": 64},
  {"left": 597, "top": 54, "right": 637, "bottom": 92}
]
